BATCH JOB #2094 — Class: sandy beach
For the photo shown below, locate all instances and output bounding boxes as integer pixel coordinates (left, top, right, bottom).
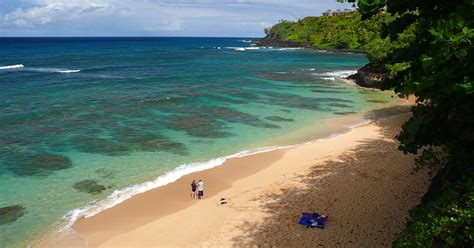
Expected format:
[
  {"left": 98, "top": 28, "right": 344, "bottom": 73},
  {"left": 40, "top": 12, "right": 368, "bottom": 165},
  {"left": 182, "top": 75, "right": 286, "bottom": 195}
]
[{"left": 42, "top": 108, "right": 430, "bottom": 247}]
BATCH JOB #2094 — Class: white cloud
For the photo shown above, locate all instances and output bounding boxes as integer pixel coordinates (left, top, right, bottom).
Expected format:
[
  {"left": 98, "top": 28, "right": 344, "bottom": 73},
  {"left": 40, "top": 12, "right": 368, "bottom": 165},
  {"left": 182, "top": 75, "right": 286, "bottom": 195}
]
[
  {"left": 0, "top": 0, "right": 354, "bottom": 36},
  {"left": 3, "top": 0, "right": 111, "bottom": 27}
]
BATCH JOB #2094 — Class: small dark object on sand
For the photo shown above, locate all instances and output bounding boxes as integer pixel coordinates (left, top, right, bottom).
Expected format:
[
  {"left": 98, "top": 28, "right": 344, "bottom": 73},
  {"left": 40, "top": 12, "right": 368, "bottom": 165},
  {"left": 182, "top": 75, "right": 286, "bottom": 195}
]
[{"left": 298, "top": 212, "right": 327, "bottom": 229}]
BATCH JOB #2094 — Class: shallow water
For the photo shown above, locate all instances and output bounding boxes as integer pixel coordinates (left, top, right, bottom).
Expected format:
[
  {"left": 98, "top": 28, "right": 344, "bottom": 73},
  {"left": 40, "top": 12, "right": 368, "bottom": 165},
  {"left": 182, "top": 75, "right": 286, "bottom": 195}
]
[{"left": 0, "top": 37, "right": 395, "bottom": 247}]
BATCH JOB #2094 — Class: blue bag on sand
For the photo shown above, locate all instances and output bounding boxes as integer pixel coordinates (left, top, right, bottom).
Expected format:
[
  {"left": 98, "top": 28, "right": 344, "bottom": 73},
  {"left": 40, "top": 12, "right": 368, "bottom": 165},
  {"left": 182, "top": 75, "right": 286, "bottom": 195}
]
[{"left": 298, "top": 212, "right": 327, "bottom": 229}]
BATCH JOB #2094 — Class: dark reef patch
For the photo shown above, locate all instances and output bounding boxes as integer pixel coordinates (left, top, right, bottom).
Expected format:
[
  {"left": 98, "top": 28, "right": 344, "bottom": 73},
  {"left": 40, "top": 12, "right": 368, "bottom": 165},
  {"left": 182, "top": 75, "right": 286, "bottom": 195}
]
[
  {"left": 165, "top": 115, "right": 233, "bottom": 138},
  {"left": 73, "top": 180, "right": 106, "bottom": 195},
  {"left": 227, "top": 91, "right": 260, "bottom": 100},
  {"left": 366, "top": 99, "right": 388, "bottom": 103},
  {"left": 203, "top": 106, "right": 280, "bottom": 129},
  {"left": 0, "top": 205, "right": 25, "bottom": 226},
  {"left": 259, "top": 92, "right": 324, "bottom": 111},
  {"left": 328, "top": 103, "right": 354, "bottom": 108},
  {"left": 265, "top": 116, "right": 295, "bottom": 122},
  {"left": 3, "top": 152, "right": 72, "bottom": 176},
  {"left": 72, "top": 136, "right": 129, "bottom": 156},
  {"left": 334, "top": 111, "right": 357, "bottom": 115},
  {"left": 251, "top": 123, "right": 281, "bottom": 129},
  {"left": 317, "top": 97, "right": 354, "bottom": 103},
  {"left": 141, "top": 96, "right": 185, "bottom": 107},
  {"left": 311, "top": 89, "right": 350, "bottom": 94},
  {"left": 127, "top": 134, "right": 187, "bottom": 154},
  {"left": 205, "top": 106, "right": 259, "bottom": 123},
  {"left": 95, "top": 168, "right": 116, "bottom": 179}
]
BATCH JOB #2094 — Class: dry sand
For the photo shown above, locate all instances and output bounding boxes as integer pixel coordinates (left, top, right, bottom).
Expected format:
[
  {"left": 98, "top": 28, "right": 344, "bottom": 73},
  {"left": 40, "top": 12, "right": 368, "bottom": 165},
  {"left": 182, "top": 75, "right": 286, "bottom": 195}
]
[{"left": 44, "top": 111, "right": 430, "bottom": 247}]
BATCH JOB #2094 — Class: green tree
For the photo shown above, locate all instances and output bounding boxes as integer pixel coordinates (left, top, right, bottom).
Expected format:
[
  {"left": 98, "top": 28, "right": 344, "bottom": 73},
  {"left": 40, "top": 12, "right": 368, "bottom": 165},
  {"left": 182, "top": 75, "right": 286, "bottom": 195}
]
[
  {"left": 263, "top": 12, "right": 393, "bottom": 50},
  {"left": 341, "top": 0, "right": 474, "bottom": 246}
]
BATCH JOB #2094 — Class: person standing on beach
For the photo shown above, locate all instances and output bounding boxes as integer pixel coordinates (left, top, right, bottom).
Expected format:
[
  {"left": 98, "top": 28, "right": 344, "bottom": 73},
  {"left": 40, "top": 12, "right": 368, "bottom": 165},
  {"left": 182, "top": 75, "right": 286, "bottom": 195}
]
[
  {"left": 191, "top": 180, "right": 197, "bottom": 199},
  {"left": 197, "top": 179, "right": 204, "bottom": 199}
]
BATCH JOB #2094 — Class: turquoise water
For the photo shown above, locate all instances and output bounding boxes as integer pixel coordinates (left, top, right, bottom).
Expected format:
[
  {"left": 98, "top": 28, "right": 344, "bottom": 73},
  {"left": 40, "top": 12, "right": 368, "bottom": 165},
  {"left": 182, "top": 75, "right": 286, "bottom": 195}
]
[{"left": 0, "top": 37, "right": 394, "bottom": 247}]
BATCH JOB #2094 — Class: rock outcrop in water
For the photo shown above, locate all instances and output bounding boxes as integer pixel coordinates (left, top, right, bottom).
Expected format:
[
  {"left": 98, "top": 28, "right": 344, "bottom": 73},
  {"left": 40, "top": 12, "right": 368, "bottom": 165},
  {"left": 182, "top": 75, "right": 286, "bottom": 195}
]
[{"left": 347, "top": 63, "right": 388, "bottom": 89}]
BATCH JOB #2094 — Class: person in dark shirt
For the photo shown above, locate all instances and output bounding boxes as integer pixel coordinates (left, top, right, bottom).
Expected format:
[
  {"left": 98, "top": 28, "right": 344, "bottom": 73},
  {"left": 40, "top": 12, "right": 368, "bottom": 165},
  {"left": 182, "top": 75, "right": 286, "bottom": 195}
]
[{"left": 191, "top": 180, "right": 197, "bottom": 199}]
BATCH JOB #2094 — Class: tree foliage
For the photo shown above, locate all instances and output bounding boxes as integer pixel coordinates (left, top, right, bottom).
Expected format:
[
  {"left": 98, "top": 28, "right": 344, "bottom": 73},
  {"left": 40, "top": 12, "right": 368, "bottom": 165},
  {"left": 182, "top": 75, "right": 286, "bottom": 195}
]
[
  {"left": 341, "top": 0, "right": 474, "bottom": 246},
  {"left": 264, "top": 12, "right": 394, "bottom": 50},
  {"left": 393, "top": 175, "right": 474, "bottom": 247},
  {"left": 347, "top": 0, "right": 474, "bottom": 171}
]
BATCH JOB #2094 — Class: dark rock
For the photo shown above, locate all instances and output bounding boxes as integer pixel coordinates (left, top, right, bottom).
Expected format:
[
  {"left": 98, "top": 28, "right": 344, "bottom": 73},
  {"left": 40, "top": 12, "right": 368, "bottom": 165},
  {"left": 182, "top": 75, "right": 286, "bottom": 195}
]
[
  {"left": 73, "top": 180, "right": 106, "bottom": 194},
  {"left": 265, "top": 116, "right": 295, "bottom": 122},
  {"left": 347, "top": 63, "right": 388, "bottom": 89},
  {"left": 0, "top": 205, "right": 25, "bottom": 225},
  {"left": 253, "top": 37, "right": 303, "bottom": 48}
]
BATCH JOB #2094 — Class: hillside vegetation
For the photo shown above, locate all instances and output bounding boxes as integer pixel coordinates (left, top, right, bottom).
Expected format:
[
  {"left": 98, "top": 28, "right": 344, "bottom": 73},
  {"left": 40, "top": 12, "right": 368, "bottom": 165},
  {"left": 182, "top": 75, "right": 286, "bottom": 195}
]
[{"left": 262, "top": 12, "right": 393, "bottom": 55}]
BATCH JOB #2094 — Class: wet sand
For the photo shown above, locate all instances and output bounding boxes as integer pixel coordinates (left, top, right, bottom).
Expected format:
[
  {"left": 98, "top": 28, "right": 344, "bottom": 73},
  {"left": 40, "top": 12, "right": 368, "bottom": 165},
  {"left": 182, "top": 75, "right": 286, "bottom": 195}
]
[{"left": 46, "top": 111, "right": 430, "bottom": 247}]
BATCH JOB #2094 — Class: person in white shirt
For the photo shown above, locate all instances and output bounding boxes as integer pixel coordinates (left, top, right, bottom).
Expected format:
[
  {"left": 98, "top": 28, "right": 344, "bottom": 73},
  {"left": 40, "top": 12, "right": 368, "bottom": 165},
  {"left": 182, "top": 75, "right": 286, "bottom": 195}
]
[{"left": 197, "top": 179, "right": 204, "bottom": 199}]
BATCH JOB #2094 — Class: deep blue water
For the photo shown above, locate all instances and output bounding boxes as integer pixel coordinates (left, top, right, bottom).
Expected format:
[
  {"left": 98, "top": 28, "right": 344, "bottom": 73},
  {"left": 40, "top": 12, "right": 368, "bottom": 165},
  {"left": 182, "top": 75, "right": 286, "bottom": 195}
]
[{"left": 0, "top": 37, "right": 393, "bottom": 247}]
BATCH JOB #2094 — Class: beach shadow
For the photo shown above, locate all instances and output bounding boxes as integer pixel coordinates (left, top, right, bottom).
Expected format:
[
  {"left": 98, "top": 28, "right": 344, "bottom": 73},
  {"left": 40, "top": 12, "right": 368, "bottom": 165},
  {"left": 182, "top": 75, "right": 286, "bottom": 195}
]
[{"left": 228, "top": 116, "right": 430, "bottom": 247}]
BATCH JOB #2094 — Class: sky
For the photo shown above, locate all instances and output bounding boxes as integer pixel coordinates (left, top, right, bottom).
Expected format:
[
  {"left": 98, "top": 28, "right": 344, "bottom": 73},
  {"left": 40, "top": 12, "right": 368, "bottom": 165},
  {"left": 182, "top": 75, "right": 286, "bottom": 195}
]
[{"left": 0, "top": 0, "right": 354, "bottom": 37}]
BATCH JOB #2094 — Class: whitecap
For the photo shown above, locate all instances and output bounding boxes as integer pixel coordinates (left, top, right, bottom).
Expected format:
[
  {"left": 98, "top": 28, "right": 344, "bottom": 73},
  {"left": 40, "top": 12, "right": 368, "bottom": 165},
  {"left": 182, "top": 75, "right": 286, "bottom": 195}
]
[
  {"left": 0, "top": 64, "right": 24, "bottom": 70},
  {"left": 58, "top": 70, "right": 80, "bottom": 74},
  {"left": 278, "top": 47, "right": 303, "bottom": 51},
  {"left": 311, "top": 69, "right": 357, "bottom": 81}
]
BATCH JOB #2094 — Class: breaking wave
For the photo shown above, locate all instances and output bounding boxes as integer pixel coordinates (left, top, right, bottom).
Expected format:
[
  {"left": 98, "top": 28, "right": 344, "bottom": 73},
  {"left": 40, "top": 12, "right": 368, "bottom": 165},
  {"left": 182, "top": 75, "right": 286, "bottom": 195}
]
[
  {"left": 0, "top": 64, "right": 80, "bottom": 74},
  {"left": 313, "top": 70, "right": 358, "bottom": 80},
  {"left": 0, "top": 64, "right": 24, "bottom": 70}
]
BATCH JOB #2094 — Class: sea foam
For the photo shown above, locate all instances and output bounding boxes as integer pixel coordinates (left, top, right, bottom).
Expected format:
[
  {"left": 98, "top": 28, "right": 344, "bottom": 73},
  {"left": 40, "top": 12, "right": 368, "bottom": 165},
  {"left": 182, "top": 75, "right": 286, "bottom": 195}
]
[
  {"left": 0, "top": 64, "right": 24, "bottom": 70},
  {"left": 58, "top": 69, "right": 81, "bottom": 73},
  {"left": 0, "top": 64, "right": 80, "bottom": 74},
  {"left": 28, "top": 67, "right": 81, "bottom": 74},
  {"left": 314, "top": 69, "right": 358, "bottom": 80}
]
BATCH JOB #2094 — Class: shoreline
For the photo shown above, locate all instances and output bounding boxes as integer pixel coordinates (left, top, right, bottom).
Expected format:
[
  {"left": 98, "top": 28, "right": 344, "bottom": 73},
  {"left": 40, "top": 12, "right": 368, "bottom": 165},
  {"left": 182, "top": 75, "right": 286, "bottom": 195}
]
[
  {"left": 37, "top": 98, "right": 431, "bottom": 247},
  {"left": 251, "top": 38, "right": 367, "bottom": 54},
  {"left": 49, "top": 97, "right": 405, "bottom": 232}
]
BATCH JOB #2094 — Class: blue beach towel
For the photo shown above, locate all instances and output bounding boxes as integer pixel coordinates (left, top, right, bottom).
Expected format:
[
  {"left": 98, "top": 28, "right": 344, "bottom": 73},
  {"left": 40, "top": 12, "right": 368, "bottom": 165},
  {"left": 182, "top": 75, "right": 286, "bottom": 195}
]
[{"left": 298, "top": 212, "right": 327, "bottom": 229}]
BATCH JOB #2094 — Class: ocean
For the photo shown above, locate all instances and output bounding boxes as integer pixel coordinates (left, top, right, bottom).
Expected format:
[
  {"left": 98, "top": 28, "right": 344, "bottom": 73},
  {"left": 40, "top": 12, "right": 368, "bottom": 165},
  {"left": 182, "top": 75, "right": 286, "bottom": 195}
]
[{"left": 0, "top": 37, "right": 396, "bottom": 247}]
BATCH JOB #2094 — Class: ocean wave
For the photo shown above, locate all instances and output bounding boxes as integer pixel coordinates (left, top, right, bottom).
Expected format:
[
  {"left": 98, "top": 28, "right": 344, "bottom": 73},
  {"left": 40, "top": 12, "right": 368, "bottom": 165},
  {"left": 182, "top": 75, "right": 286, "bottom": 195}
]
[
  {"left": 0, "top": 64, "right": 24, "bottom": 70},
  {"left": 58, "top": 69, "right": 81, "bottom": 74},
  {"left": 224, "top": 47, "right": 246, "bottom": 51},
  {"left": 314, "top": 69, "right": 358, "bottom": 80},
  {"left": 278, "top": 47, "right": 303, "bottom": 51},
  {"left": 239, "top": 39, "right": 253, "bottom": 43},
  {"left": 0, "top": 64, "right": 81, "bottom": 74},
  {"left": 62, "top": 145, "right": 290, "bottom": 229},
  {"left": 223, "top": 46, "right": 301, "bottom": 52},
  {"left": 320, "top": 77, "right": 336, "bottom": 81}
]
